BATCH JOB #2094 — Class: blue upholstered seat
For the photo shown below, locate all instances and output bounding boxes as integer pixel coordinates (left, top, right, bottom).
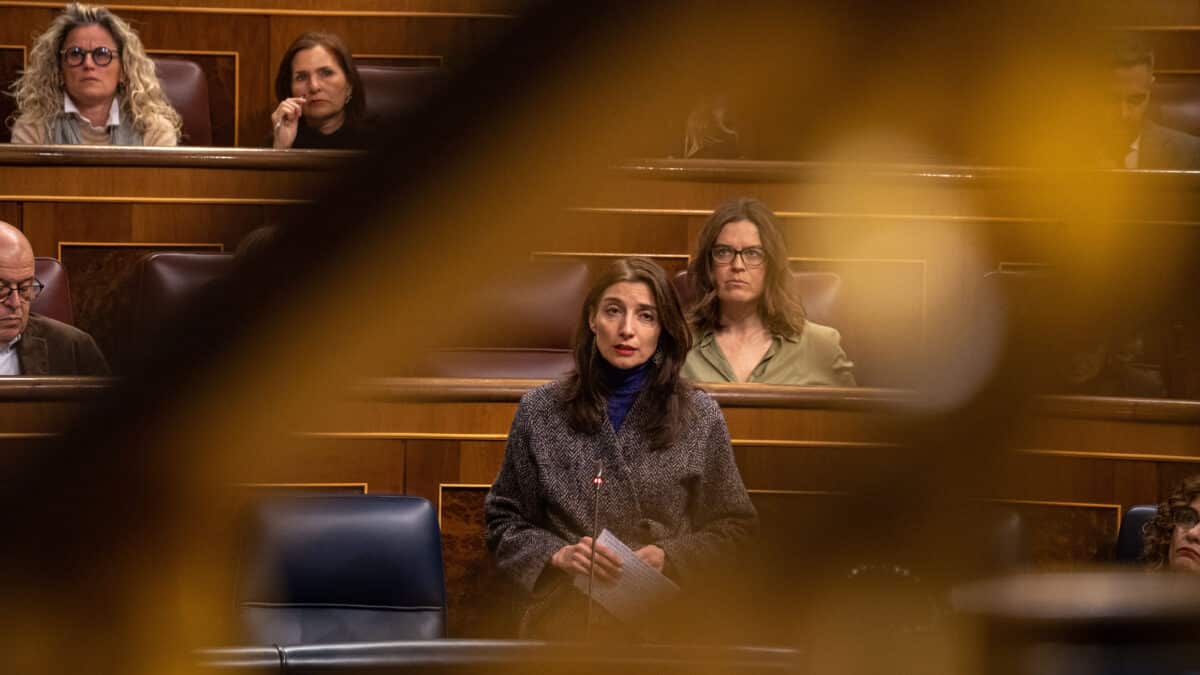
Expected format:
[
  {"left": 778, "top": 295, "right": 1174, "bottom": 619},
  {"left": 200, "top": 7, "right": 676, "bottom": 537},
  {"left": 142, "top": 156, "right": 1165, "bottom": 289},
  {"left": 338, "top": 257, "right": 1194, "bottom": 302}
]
[{"left": 238, "top": 495, "right": 447, "bottom": 645}]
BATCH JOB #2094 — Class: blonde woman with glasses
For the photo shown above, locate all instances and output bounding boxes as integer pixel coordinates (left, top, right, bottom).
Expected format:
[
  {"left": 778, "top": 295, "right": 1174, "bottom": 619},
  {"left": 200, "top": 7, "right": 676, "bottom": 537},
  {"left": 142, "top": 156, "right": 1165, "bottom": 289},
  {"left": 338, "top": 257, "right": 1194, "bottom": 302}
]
[{"left": 8, "top": 3, "right": 180, "bottom": 146}]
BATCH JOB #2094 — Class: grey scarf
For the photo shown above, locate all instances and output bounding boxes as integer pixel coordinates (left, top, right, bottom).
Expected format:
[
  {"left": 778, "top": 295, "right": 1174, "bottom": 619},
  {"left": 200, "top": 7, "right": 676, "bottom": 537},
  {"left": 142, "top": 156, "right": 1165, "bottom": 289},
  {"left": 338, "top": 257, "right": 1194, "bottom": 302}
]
[{"left": 49, "top": 109, "right": 143, "bottom": 145}]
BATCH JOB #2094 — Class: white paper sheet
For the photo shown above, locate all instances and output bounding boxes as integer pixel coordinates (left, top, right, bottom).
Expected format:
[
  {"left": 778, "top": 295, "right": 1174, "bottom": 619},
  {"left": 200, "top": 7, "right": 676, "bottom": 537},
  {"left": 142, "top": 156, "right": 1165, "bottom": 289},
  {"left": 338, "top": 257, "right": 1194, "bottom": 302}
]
[{"left": 571, "top": 528, "right": 680, "bottom": 623}]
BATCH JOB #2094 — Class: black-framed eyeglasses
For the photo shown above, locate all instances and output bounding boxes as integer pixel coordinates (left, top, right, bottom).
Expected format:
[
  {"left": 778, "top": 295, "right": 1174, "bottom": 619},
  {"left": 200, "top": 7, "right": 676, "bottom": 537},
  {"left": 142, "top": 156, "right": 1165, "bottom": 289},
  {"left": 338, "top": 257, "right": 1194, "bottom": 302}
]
[
  {"left": 1171, "top": 506, "right": 1200, "bottom": 531},
  {"left": 711, "top": 245, "right": 766, "bottom": 268},
  {"left": 0, "top": 279, "right": 44, "bottom": 304},
  {"left": 60, "top": 46, "right": 117, "bottom": 67}
]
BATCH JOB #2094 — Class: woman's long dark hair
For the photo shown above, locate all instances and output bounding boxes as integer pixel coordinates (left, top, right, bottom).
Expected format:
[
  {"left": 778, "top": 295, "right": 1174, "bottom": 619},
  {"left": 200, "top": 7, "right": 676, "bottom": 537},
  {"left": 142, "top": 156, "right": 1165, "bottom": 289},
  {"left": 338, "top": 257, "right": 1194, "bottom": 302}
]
[
  {"left": 688, "top": 197, "right": 806, "bottom": 337},
  {"left": 563, "top": 257, "right": 692, "bottom": 449}
]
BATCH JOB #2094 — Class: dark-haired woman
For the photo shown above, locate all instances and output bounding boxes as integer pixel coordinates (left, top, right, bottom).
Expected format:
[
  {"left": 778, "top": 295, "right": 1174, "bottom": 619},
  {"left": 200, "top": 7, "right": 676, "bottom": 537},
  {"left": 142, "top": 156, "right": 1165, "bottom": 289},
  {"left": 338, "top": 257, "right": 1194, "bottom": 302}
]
[
  {"left": 682, "top": 198, "right": 856, "bottom": 385},
  {"left": 485, "top": 257, "right": 757, "bottom": 640},
  {"left": 270, "top": 32, "right": 368, "bottom": 149}
]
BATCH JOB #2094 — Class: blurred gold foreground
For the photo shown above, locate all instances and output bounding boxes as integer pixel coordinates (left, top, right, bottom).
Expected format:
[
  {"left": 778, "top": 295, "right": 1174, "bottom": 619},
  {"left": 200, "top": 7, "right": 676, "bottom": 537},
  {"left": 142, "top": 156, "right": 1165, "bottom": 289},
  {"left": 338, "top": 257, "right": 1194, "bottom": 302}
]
[{"left": 4, "top": 3, "right": 1200, "bottom": 674}]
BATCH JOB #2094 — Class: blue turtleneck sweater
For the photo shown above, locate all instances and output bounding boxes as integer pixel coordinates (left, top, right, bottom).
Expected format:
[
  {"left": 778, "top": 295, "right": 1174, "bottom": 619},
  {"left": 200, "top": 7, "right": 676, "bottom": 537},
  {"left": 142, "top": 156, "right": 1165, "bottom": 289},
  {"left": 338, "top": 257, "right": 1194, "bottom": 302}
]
[{"left": 600, "top": 358, "right": 651, "bottom": 433}]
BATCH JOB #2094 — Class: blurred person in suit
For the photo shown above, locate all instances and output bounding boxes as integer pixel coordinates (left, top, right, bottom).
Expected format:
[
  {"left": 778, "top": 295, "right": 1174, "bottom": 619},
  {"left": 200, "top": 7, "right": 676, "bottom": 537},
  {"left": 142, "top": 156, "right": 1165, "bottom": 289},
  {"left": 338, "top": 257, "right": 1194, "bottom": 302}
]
[
  {"left": 682, "top": 198, "right": 855, "bottom": 385},
  {"left": 1102, "top": 38, "right": 1200, "bottom": 169},
  {"left": 0, "top": 221, "right": 108, "bottom": 375},
  {"left": 486, "top": 257, "right": 757, "bottom": 640},
  {"left": 8, "top": 3, "right": 180, "bottom": 146}
]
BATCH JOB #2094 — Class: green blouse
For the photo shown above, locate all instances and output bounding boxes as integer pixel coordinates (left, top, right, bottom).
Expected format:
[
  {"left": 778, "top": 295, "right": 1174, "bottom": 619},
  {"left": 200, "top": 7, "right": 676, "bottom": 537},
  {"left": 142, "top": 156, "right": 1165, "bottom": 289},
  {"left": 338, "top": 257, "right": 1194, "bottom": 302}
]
[{"left": 682, "top": 321, "right": 857, "bottom": 386}]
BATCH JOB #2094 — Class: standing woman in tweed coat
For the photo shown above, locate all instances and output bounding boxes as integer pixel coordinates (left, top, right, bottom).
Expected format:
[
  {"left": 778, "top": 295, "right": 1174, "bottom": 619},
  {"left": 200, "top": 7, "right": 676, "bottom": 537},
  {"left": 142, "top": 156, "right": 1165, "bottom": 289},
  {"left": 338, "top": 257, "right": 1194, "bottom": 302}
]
[{"left": 485, "top": 257, "right": 758, "bottom": 640}]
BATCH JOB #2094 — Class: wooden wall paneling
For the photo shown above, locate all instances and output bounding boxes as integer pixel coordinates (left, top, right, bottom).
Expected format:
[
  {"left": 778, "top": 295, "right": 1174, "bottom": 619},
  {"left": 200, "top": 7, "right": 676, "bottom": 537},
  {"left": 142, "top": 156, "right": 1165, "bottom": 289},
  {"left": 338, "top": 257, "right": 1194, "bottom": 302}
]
[
  {"left": 721, "top": 406, "right": 902, "bottom": 446},
  {"left": 307, "top": 400, "right": 519, "bottom": 435},
  {"left": 456, "top": 439, "right": 504, "bottom": 484},
  {"left": 0, "top": 400, "right": 87, "bottom": 433},
  {"left": 22, "top": 202, "right": 136, "bottom": 257},
  {"left": 128, "top": 203, "right": 272, "bottom": 250},
  {"left": 233, "top": 435, "right": 404, "bottom": 493},
  {"left": 0, "top": 202, "right": 20, "bottom": 229},
  {"left": 736, "top": 443, "right": 910, "bottom": 493},
  {"left": 547, "top": 210, "right": 691, "bottom": 254},
  {"left": 0, "top": 45, "right": 25, "bottom": 145},
  {"left": 354, "top": 54, "right": 444, "bottom": 68},
  {"left": 1017, "top": 415, "right": 1200, "bottom": 457},
  {"left": 530, "top": 251, "right": 689, "bottom": 282},
  {"left": 404, "top": 438, "right": 463, "bottom": 504},
  {"left": 148, "top": 50, "right": 239, "bottom": 146},
  {"left": 1156, "top": 460, "right": 1200, "bottom": 500}
]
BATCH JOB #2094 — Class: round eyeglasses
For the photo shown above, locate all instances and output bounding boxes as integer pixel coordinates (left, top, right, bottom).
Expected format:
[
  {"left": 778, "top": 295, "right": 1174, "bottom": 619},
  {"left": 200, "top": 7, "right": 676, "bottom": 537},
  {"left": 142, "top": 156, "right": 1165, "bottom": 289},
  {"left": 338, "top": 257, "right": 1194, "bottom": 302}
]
[
  {"left": 0, "top": 280, "right": 44, "bottom": 304},
  {"left": 60, "top": 46, "right": 117, "bottom": 67},
  {"left": 711, "top": 245, "right": 766, "bottom": 268},
  {"left": 1171, "top": 506, "right": 1200, "bottom": 531}
]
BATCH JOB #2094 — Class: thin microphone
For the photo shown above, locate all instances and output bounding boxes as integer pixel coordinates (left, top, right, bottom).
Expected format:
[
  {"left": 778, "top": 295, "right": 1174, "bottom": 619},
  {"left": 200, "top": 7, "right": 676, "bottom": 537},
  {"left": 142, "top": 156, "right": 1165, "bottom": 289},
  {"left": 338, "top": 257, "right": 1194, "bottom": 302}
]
[{"left": 586, "top": 459, "right": 603, "bottom": 639}]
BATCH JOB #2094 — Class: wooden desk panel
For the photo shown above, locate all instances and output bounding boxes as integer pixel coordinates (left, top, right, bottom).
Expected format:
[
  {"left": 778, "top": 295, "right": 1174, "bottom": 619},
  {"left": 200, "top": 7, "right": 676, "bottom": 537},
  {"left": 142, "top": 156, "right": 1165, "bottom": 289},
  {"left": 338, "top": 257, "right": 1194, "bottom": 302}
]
[{"left": 3, "top": 377, "right": 1199, "bottom": 635}]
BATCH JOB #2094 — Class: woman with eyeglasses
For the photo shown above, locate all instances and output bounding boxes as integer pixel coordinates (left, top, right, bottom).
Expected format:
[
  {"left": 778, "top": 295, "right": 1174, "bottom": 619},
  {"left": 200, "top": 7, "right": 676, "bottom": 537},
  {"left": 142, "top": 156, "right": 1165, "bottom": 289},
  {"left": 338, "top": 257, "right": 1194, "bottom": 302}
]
[
  {"left": 682, "top": 198, "right": 856, "bottom": 385},
  {"left": 485, "top": 257, "right": 757, "bottom": 640},
  {"left": 8, "top": 3, "right": 180, "bottom": 146},
  {"left": 1141, "top": 475, "right": 1200, "bottom": 572}
]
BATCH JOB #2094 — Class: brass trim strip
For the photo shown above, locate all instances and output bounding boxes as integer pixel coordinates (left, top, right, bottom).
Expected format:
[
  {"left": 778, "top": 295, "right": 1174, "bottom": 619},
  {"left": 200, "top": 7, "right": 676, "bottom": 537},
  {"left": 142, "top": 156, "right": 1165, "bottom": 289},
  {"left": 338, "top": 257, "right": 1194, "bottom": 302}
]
[
  {"left": 0, "top": 2, "right": 516, "bottom": 18},
  {"left": 732, "top": 439, "right": 899, "bottom": 449},
  {"left": 354, "top": 53, "right": 445, "bottom": 65},
  {"left": 300, "top": 431, "right": 507, "bottom": 441},
  {"left": 146, "top": 48, "right": 241, "bottom": 146},
  {"left": 1017, "top": 448, "right": 1200, "bottom": 463},
  {"left": 58, "top": 240, "right": 223, "bottom": 260},
  {"left": 747, "top": 488, "right": 852, "bottom": 496},
  {"left": 982, "top": 497, "right": 1122, "bottom": 510},
  {"left": 567, "top": 207, "right": 1059, "bottom": 225},
  {"left": 0, "top": 432, "right": 59, "bottom": 438},
  {"left": 3, "top": 196, "right": 309, "bottom": 205},
  {"left": 531, "top": 251, "right": 689, "bottom": 261},
  {"left": 238, "top": 481, "right": 369, "bottom": 493}
]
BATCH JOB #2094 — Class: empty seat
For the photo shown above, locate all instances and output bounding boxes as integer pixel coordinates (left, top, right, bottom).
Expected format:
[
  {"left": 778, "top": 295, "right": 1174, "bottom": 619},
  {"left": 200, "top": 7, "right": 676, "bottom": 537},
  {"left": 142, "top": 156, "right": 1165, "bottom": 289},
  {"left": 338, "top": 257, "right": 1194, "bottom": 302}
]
[
  {"left": 120, "top": 251, "right": 233, "bottom": 369},
  {"left": 238, "top": 495, "right": 447, "bottom": 645},
  {"left": 32, "top": 257, "right": 74, "bottom": 325},
  {"left": 154, "top": 57, "right": 213, "bottom": 146},
  {"left": 357, "top": 65, "right": 449, "bottom": 125},
  {"left": 406, "top": 260, "right": 590, "bottom": 378}
]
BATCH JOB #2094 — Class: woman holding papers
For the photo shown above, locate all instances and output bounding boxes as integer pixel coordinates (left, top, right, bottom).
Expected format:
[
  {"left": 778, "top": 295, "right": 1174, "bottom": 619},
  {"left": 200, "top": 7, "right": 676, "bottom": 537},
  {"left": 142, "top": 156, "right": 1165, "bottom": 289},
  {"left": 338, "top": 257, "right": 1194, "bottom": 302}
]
[{"left": 485, "top": 257, "right": 758, "bottom": 640}]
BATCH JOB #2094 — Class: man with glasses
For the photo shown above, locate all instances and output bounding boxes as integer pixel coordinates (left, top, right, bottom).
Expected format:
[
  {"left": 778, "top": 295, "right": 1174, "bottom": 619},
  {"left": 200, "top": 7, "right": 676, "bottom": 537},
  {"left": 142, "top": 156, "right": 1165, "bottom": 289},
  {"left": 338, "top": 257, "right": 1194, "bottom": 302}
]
[{"left": 0, "top": 221, "right": 108, "bottom": 376}]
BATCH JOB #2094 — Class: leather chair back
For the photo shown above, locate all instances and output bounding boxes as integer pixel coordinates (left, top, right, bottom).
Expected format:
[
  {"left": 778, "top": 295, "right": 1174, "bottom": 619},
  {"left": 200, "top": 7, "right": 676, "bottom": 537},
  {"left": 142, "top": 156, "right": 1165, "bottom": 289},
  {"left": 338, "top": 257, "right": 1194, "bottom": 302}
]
[
  {"left": 153, "top": 58, "right": 213, "bottom": 146},
  {"left": 1115, "top": 504, "right": 1157, "bottom": 563},
  {"left": 408, "top": 260, "right": 589, "bottom": 378},
  {"left": 357, "top": 65, "right": 448, "bottom": 124},
  {"left": 122, "top": 251, "right": 233, "bottom": 368},
  {"left": 238, "top": 495, "right": 447, "bottom": 645},
  {"left": 32, "top": 257, "right": 74, "bottom": 325},
  {"left": 672, "top": 269, "right": 843, "bottom": 326}
]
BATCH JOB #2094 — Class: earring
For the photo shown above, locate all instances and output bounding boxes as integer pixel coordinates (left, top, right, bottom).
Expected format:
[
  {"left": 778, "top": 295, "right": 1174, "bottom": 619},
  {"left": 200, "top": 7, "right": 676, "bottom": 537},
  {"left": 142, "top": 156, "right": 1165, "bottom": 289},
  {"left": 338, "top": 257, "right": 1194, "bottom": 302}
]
[{"left": 652, "top": 349, "right": 664, "bottom": 367}]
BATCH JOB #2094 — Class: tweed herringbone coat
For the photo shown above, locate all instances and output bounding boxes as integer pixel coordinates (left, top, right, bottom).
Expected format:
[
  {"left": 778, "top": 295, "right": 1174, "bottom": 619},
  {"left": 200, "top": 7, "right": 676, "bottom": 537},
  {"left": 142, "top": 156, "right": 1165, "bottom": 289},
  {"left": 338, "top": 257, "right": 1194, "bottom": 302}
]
[{"left": 485, "top": 381, "right": 757, "bottom": 638}]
